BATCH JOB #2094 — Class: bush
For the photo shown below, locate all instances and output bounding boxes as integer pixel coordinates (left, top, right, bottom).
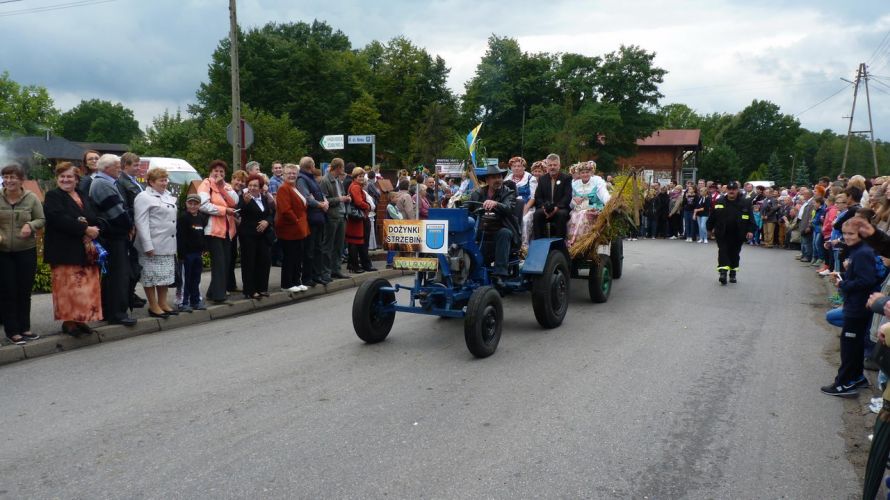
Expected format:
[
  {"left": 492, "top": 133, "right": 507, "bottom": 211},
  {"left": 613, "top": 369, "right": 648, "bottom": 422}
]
[{"left": 32, "top": 256, "right": 52, "bottom": 293}]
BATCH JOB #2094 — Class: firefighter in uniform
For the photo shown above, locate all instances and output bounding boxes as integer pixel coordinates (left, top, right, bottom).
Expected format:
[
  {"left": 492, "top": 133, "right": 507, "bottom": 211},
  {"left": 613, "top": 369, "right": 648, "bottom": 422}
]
[{"left": 706, "top": 181, "right": 756, "bottom": 285}]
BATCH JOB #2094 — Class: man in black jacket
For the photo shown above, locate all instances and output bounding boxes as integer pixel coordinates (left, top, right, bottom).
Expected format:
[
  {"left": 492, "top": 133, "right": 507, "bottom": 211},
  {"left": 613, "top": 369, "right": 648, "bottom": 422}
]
[
  {"left": 469, "top": 165, "right": 518, "bottom": 285},
  {"left": 117, "top": 152, "right": 146, "bottom": 309},
  {"left": 706, "top": 181, "right": 756, "bottom": 285},
  {"left": 532, "top": 153, "right": 572, "bottom": 239}
]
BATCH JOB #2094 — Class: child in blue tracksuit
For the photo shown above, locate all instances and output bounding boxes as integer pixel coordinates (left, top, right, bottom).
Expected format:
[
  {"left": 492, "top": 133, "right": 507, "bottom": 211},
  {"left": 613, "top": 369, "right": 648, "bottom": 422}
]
[
  {"left": 821, "top": 218, "right": 878, "bottom": 396},
  {"left": 751, "top": 204, "right": 763, "bottom": 245},
  {"left": 811, "top": 198, "right": 825, "bottom": 264}
]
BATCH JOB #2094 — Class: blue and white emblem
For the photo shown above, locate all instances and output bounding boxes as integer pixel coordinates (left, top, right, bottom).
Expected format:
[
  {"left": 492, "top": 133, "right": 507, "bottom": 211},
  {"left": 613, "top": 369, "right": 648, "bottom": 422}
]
[{"left": 425, "top": 223, "right": 446, "bottom": 250}]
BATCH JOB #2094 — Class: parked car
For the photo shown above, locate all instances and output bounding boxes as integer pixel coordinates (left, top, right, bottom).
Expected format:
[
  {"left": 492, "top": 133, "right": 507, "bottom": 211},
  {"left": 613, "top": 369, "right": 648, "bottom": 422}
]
[{"left": 136, "top": 157, "right": 202, "bottom": 186}]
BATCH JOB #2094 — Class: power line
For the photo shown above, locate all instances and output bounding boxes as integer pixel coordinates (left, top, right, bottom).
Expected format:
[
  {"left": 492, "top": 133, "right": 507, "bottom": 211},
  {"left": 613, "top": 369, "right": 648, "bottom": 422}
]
[
  {"left": 0, "top": 0, "right": 25, "bottom": 4},
  {"left": 0, "top": 0, "right": 115, "bottom": 17},
  {"left": 793, "top": 83, "right": 853, "bottom": 117},
  {"left": 868, "top": 29, "right": 890, "bottom": 65}
]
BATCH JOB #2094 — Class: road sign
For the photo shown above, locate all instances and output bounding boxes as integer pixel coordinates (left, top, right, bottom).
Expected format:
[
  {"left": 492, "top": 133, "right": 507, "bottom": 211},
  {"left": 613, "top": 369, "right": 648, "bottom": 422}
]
[
  {"left": 435, "top": 159, "right": 464, "bottom": 176},
  {"left": 320, "top": 134, "right": 345, "bottom": 150},
  {"left": 348, "top": 134, "right": 375, "bottom": 145},
  {"left": 226, "top": 119, "right": 254, "bottom": 148}
]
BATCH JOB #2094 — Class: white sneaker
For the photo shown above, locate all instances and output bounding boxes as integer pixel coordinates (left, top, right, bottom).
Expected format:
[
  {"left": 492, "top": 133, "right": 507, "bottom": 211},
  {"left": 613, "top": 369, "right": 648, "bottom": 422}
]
[
  {"left": 686, "top": 237, "right": 692, "bottom": 242},
  {"left": 703, "top": 239, "right": 708, "bottom": 244},
  {"left": 297, "top": 285, "right": 308, "bottom": 292},
  {"left": 670, "top": 236, "right": 677, "bottom": 240},
  {"left": 286, "top": 285, "right": 303, "bottom": 293},
  {"left": 818, "top": 268, "right": 832, "bottom": 276}
]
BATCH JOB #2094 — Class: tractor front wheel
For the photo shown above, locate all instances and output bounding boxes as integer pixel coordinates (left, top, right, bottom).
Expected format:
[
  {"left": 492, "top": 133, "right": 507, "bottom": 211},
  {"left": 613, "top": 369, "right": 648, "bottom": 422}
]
[{"left": 464, "top": 286, "right": 503, "bottom": 358}]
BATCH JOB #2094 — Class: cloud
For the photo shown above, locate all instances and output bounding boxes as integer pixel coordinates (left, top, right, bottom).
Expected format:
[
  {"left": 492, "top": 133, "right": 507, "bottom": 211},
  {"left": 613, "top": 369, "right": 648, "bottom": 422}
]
[{"left": 1, "top": 0, "right": 889, "bottom": 141}]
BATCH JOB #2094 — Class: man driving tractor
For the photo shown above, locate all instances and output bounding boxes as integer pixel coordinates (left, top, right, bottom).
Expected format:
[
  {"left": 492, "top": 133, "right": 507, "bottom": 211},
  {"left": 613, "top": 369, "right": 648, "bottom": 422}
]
[{"left": 469, "top": 164, "right": 520, "bottom": 286}]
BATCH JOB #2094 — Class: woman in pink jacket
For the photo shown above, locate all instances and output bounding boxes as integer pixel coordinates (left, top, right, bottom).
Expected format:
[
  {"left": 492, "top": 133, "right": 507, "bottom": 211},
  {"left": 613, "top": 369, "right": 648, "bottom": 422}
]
[{"left": 198, "top": 160, "right": 239, "bottom": 303}]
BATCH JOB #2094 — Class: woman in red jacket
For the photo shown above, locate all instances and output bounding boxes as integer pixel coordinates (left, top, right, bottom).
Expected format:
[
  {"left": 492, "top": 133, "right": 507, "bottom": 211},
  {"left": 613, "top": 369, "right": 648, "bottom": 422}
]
[
  {"left": 346, "top": 167, "right": 375, "bottom": 273},
  {"left": 274, "top": 164, "right": 310, "bottom": 292}
]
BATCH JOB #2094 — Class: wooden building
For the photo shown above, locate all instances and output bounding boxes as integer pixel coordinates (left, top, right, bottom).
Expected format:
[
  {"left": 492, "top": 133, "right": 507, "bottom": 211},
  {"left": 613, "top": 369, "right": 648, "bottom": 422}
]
[{"left": 619, "top": 129, "right": 702, "bottom": 184}]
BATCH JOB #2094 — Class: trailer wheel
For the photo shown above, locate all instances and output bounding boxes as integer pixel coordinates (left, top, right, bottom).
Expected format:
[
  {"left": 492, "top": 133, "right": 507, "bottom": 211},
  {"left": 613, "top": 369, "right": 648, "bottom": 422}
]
[
  {"left": 610, "top": 238, "right": 624, "bottom": 279},
  {"left": 532, "top": 250, "right": 570, "bottom": 329},
  {"left": 588, "top": 253, "right": 612, "bottom": 303},
  {"left": 464, "top": 286, "right": 503, "bottom": 358},
  {"left": 352, "top": 278, "right": 396, "bottom": 344}
]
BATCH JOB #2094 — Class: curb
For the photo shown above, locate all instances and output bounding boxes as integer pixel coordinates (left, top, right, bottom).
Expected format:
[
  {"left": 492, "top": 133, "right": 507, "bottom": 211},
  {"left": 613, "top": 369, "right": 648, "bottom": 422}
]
[{"left": 0, "top": 269, "right": 407, "bottom": 368}]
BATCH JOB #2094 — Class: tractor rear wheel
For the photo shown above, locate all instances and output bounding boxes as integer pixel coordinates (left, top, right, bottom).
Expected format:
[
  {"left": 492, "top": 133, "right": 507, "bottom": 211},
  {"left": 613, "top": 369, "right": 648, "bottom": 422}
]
[
  {"left": 532, "top": 250, "right": 570, "bottom": 329},
  {"left": 588, "top": 254, "right": 612, "bottom": 303},
  {"left": 610, "top": 238, "right": 624, "bottom": 279},
  {"left": 464, "top": 286, "right": 503, "bottom": 358}
]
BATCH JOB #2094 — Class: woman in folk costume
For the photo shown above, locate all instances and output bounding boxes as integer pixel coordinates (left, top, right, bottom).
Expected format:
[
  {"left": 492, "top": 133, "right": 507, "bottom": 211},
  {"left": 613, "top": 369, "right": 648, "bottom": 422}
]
[{"left": 566, "top": 161, "right": 611, "bottom": 247}]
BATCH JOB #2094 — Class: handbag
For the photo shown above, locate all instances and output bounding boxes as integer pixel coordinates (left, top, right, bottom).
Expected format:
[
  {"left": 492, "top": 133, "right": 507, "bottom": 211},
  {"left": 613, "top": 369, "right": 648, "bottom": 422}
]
[{"left": 347, "top": 203, "right": 365, "bottom": 221}]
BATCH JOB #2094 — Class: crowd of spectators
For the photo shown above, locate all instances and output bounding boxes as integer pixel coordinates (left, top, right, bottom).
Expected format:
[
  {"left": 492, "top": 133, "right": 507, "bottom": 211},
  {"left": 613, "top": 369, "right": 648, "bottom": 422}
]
[{"left": 0, "top": 154, "right": 387, "bottom": 345}]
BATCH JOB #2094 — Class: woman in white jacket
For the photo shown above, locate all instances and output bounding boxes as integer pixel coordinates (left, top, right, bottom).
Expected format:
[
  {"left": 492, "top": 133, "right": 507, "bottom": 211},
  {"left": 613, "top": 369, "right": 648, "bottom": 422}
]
[{"left": 134, "top": 167, "right": 179, "bottom": 318}]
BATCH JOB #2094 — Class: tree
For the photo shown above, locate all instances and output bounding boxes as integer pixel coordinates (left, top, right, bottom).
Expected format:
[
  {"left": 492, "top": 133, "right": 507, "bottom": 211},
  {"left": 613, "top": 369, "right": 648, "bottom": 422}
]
[
  {"left": 700, "top": 143, "right": 742, "bottom": 182},
  {"left": 58, "top": 99, "right": 142, "bottom": 144},
  {"left": 409, "top": 101, "right": 458, "bottom": 166},
  {"left": 193, "top": 20, "right": 359, "bottom": 157},
  {"left": 718, "top": 100, "right": 800, "bottom": 180},
  {"left": 657, "top": 103, "right": 702, "bottom": 129},
  {"left": 132, "top": 110, "right": 198, "bottom": 159},
  {"left": 766, "top": 151, "right": 783, "bottom": 184},
  {"left": 795, "top": 158, "right": 810, "bottom": 186},
  {"left": 0, "top": 71, "right": 59, "bottom": 136}
]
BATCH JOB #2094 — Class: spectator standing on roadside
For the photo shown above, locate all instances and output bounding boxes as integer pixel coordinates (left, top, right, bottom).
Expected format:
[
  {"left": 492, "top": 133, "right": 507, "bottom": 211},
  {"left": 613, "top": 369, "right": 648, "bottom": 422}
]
[
  {"left": 89, "top": 154, "right": 137, "bottom": 325},
  {"left": 268, "top": 161, "right": 284, "bottom": 195},
  {"left": 0, "top": 164, "right": 45, "bottom": 344},
  {"left": 761, "top": 188, "right": 780, "bottom": 248},
  {"left": 227, "top": 169, "right": 249, "bottom": 293},
  {"left": 668, "top": 185, "right": 683, "bottom": 239},
  {"left": 78, "top": 149, "right": 100, "bottom": 194},
  {"left": 176, "top": 194, "right": 207, "bottom": 311},
  {"left": 694, "top": 186, "right": 711, "bottom": 243},
  {"left": 346, "top": 167, "right": 376, "bottom": 273},
  {"left": 681, "top": 185, "right": 697, "bottom": 242},
  {"left": 237, "top": 174, "right": 275, "bottom": 300},
  {"left": 320, "top": 158, "right": 350, "bottom": 282},
  {"left": 296, "top": 156, "right": 329, "bottom": 287},
  {"left": 245, "top": 161, "right": 261, "bottom": 176},
  {"left": 275, "top": 163, "right": 309, "bottom": 293},
  {"left": 43, "top": 162, "right": 103, "bottom": 335},
  {"left": 796, "top": 188, "right": 815, "bottom": 262},
  {"left": 118, "top": 152, "right": 146, "bottom": 311},
  {"left": 821, "top": 218, "right": 877, "bottom": 396},
  {"left": 133, "top": 167, "right": 179, "bottom": 318},
  {"left": 198, "top": 160, "right": 238, "bottom": 304},
  {"left": 395, "top": 180, "right": 415, "bottom": 219}
]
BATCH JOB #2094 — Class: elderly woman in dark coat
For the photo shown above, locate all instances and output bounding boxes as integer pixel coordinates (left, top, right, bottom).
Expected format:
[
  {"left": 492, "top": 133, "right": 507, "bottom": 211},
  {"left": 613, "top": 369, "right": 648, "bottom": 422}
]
[{"left": 43, "top": 162, "right": 103, "bottom": 335}]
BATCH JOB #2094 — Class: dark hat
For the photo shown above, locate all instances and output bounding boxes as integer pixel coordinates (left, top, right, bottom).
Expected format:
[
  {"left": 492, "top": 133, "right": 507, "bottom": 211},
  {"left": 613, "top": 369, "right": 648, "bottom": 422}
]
[
  {"left": 476, "top": 164, "right": 507, "bottom": 178},
  {"left": 726, "top": 181, "right": 740, "bottom": 190}
]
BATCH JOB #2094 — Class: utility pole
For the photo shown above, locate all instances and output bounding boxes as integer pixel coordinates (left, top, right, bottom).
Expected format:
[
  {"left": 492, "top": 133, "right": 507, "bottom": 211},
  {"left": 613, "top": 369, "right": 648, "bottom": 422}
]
[
  {"left": 229, "top": 0, "right": 243, "bottom": 171},
  {"left": 840, "top": 63, "right": 880, "bottom": 176}
]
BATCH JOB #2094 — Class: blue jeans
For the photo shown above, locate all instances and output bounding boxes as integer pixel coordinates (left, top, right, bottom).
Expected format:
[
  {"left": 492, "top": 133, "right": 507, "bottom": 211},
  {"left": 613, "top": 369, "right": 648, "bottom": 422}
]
[
  {"left": 826, "top": 306, "right": 843, "bottom": 327},
  {"left": 812, "top": 232, "right": 823, "bottom": 261},
  {"left": 684, "top": 211, "right": 695, "bottom": 239},
  {"left": 181, "top": 252, "right": 203, "bottom": 307},
  {"left": 697, "top": 215, "right": 708, "bottom": 241},
  {"left": 800, "top": 231, "right": 813, "bottom": 260}
]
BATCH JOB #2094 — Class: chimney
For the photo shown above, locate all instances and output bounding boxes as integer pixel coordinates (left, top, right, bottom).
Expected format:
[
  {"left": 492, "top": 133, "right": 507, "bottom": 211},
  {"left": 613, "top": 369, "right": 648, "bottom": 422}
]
[{"left": 45, "top": 130, "right": 51, "bottom": 141}]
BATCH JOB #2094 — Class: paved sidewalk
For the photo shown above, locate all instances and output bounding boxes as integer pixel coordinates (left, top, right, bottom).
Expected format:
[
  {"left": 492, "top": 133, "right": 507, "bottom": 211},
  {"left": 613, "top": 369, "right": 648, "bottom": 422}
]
[{"left": 0, "top": 260, "right": 402, "bottom": 367}]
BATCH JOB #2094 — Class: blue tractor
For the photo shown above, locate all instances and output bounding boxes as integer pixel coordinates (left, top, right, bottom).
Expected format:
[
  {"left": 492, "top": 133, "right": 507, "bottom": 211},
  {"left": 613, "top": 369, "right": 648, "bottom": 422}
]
[{"left": 351, "top": 205, "right": 571, "bottom": 358}]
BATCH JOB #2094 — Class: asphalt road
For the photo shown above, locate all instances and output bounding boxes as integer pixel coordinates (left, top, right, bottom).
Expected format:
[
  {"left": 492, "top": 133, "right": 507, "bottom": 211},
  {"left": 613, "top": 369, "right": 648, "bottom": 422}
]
[{"left": 0, "top": 240, "right": 859, "bottom": 498}]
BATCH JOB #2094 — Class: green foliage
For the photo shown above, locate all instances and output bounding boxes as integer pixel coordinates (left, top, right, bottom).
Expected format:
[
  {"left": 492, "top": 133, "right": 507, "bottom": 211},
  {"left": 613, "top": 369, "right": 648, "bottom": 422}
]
[
  {"left": 0, "top": 71, "right": 58, "bottom": 135},
  {"left": 766, "top": 152, "right": 784, "bottom": 185},
  {"left": 717, "top": 99, "right": 800, "bottom": 181},
  {"left": 700, "top": 143, "right": 742, "bottom": 182},
  {"left": 32, "top": 257, "right": 52, "bottom": 293},
  {"left": 795, "top": 158, "right": 810, "bottom": 186},
  {"left": 58, "top": 99, "right": 142, "bottom": 144},
  {"left": 134, "top": 106, "right": 308, "bottom": 176},
  {"left": 747, "top": 164, "right": 768, "bottom": 182},
  {"left": 410, "top": 101, "right": 458, "bottom": 166}
]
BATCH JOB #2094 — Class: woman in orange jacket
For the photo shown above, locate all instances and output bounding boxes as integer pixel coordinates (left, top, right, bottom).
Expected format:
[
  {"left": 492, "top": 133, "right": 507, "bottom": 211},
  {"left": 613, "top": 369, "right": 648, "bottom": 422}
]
[
  {"left": 197, "top": 160, "right": 239, "bottom": 303},
  {"left": 275, "top": 163, "right": 310, "bottom": 292}
]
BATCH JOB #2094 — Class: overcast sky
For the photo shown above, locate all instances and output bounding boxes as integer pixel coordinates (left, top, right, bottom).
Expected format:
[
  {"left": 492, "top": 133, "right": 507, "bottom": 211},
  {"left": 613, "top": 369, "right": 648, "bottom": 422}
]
[{"left": 2, "top": 0, "right": 889, "bottom": 140}]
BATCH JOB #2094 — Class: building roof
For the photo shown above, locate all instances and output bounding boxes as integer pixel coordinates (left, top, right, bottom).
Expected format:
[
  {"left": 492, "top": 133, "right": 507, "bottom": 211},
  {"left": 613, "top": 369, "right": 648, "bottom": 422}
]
[
  {"left": 7, "top": 135, "right": 86, "bottom": 161},
  {"left": 74, "top": 142, "right": 130, "bottom": 154},
  {"left": 636, "top": 129, "right": 701, "bottom": 148}
]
